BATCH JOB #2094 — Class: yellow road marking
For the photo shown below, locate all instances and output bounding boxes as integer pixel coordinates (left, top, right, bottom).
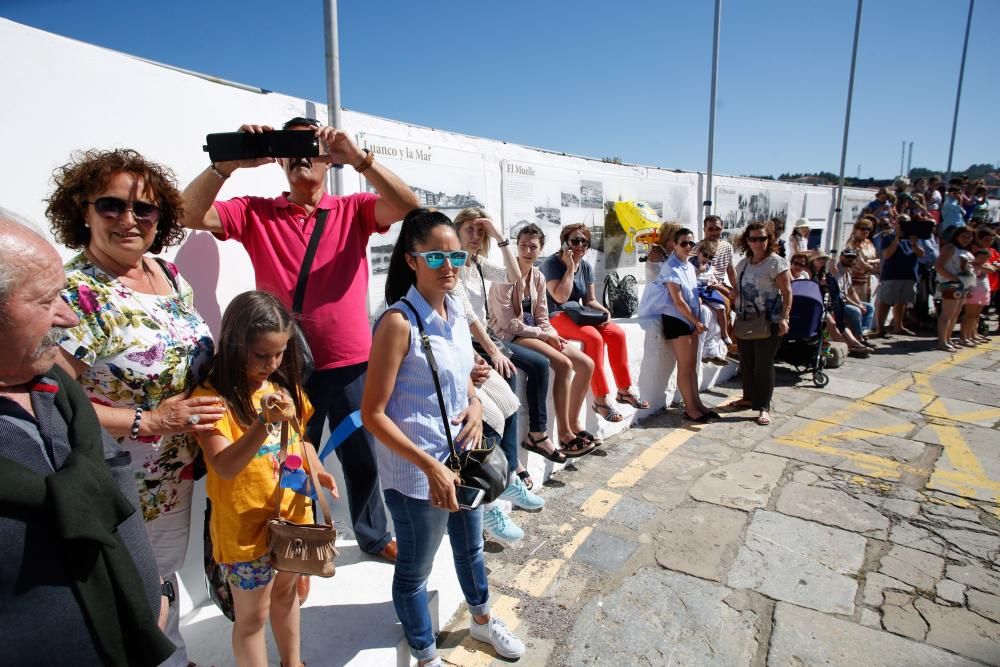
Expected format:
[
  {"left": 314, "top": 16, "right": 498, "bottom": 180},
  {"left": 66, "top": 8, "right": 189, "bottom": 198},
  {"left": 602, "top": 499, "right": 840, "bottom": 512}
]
[
  {"left": 773, "top": 435, "right": 928, "bottom": 480},
  {"left": 580, "top": 488, "right": 622, "bottom": 518},
  {"left": 561, "top": 526, "right": 593, "bottom": 559},
  {"left": 607, "top": 429, "right": 694, "bottom": 488},
  {"left": 925, "top": 400, "right": 1000, "bottom": 425},
  {"left": 511, "top": 558, "right": 565, "bottom": 597}
]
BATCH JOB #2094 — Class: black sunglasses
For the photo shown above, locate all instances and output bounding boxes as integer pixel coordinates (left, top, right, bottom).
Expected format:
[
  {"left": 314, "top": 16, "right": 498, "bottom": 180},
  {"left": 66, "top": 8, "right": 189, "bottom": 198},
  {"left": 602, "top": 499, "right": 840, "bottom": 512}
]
[
  {"left": 792, "top": 260, "right": 807, "bottom": 267},
  {"left": 678, "top": 240, "right": 697, "bottom": 248},
  {"left": 748, "top": 235, "right": 769, "bottom": 242},
  {"left": 85, "top": 196, "right": 160, "bottom": 223},
  {"left": 568, "top": 237, "right": 590, "bottom": 247}
]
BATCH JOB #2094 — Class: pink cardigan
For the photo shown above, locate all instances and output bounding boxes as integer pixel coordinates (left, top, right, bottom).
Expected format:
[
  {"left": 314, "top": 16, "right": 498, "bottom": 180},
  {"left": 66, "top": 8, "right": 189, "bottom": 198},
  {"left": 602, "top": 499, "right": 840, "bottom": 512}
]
[{"left": 488, "top": 266, "right": 555, "bottom": 342}]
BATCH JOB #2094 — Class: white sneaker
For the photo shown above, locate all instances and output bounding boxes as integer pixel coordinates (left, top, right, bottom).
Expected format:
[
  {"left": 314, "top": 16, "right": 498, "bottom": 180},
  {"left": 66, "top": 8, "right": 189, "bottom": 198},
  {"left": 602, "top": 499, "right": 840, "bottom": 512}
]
[
  {"left": 469, "top": 616, "right": 526, "bottom": 659},
  {"left": 419, "top": 659, "right": 443, "bottom": 667}
]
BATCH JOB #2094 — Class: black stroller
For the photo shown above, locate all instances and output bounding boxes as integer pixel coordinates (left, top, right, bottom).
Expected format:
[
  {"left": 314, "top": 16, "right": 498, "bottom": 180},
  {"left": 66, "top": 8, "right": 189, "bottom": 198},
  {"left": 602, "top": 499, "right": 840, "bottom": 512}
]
[{"left": 775, "top": 279, "right": 829, "bottom": 387}]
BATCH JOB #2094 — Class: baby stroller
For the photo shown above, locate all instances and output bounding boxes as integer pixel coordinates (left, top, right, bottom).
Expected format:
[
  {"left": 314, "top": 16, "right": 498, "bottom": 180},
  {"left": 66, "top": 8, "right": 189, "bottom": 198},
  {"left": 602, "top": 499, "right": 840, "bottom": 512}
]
[{"left": 775, "top": 279, "right": 829, "bottom": 387}]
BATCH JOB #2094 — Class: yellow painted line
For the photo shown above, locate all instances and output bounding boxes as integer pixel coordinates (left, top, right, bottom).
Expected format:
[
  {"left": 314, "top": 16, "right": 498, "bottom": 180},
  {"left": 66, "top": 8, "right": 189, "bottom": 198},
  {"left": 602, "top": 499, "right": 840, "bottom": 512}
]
[
  {"left": 773, "top": 435, "right": 929, "bottom": 481},
  {"left": 511, "top": 558, "right": 564, "bottom": 597},
  {"left": 580, "top": 488, "right": 622, "bottom": 519},
  {"left": 561, "top": 526, "right": 593, "bottom": 559},
  {"left": 607, "top": 430, "right": 694, "bottom": 488},
  {"left": 557, "top": 522, "right": 574, "bottom": 534},
  {"left": 925, "top": 398, "right": 1000, "bottom": 425}
]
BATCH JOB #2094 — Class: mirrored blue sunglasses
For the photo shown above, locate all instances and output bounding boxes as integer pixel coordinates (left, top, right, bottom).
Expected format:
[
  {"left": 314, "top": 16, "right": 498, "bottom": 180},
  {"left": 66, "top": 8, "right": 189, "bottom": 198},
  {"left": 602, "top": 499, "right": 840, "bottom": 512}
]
[{"left": 409, "top": 250, "right": 469, "bottom": 269}]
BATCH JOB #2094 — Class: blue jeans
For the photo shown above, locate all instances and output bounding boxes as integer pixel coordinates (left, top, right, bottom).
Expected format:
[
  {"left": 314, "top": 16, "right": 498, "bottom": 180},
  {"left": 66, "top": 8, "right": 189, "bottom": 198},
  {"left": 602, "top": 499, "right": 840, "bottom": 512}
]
[
  {"left": 506, "top": 339, "right": 550, "bottom": 433},
  {"left": 385, "top": 489, "right": 491, "bottom": 661},
  {"left": 843, "top": 302, "right": 874, "bottom": 339}
]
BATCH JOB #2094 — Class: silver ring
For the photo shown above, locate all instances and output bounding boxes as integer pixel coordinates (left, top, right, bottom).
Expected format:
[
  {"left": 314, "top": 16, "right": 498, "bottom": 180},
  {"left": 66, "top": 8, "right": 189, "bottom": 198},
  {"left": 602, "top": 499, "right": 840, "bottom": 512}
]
[{"left": 187, "top": 414, "right": 201, "bottom": 426}]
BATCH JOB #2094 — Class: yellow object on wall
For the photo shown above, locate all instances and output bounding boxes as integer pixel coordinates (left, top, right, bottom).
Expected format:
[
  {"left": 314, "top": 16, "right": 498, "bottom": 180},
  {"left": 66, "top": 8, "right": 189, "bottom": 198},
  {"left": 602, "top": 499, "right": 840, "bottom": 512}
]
[{"left": 613, "top": 201, "right": 661, "bottom": 254}]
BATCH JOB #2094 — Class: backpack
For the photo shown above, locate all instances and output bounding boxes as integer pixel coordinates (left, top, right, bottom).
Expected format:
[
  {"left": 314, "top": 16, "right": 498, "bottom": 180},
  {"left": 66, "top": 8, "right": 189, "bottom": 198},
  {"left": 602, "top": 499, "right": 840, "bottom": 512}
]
[{"left": 602, "top": 272, "right": 638, "bottom": 318}]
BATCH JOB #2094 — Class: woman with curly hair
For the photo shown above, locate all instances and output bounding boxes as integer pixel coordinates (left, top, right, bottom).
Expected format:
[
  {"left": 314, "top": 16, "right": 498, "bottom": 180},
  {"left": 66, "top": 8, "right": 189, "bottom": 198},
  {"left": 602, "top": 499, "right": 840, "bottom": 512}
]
[{"left": 48, "top": 148, "right": 220, "bottom": 666}]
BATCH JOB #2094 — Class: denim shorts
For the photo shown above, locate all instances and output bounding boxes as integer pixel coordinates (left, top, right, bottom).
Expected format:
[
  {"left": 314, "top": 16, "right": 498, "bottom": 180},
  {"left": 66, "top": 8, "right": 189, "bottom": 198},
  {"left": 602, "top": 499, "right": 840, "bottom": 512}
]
[{"left": 220, "top": 554, "right": 274, "bottom": 591}]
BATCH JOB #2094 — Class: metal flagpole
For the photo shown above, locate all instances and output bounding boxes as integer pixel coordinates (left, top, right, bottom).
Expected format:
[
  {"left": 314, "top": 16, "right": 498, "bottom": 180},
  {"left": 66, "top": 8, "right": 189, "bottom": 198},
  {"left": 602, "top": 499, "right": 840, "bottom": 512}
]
[
  {"left": 703, "top": 0, "right": 722, "bottom": 218},
  {"left": 946, "top": 0, "right": 974, "bottom": 181},
  {"left": 832, "top": 0, "right": 863, "bottom": 256},
  {"left": 323, "top": 0, "right": 344, "bottom": 196},
  {"left": 900, "top": 141, "right": 906, "bottom": 178},
  {"left": 906, "top": 141, "right": 913, "bottom": 176}
]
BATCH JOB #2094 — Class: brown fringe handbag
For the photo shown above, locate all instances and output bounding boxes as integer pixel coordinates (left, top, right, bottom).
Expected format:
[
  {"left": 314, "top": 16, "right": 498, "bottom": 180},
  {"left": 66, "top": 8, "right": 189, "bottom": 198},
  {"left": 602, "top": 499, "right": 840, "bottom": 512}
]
[{"left": 266, "top": 420, "right": 338, "bottom": 577}]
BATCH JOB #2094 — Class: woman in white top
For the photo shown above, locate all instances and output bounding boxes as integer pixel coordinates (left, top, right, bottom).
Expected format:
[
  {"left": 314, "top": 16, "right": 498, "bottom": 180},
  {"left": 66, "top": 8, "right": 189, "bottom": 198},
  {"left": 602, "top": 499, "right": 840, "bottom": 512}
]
[
  {"left": 362, "top": 209, "right": 525, "bottom": 666},
  {"left": 788, "top": 219, "right": 811, "bottom": 256},
  {"left": 450, "top": 207, "right": 542, "bottom": 542},
  {"left": 639, "top": 227, "right": 720, "bottom": 422}
]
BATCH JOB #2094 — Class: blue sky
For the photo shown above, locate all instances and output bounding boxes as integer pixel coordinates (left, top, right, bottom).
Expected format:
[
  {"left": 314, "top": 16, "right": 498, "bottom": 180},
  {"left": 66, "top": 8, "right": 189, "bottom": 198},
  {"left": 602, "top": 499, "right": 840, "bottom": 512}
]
[{"left": 4, "top": 0, "right": 997, "bottom": 179}]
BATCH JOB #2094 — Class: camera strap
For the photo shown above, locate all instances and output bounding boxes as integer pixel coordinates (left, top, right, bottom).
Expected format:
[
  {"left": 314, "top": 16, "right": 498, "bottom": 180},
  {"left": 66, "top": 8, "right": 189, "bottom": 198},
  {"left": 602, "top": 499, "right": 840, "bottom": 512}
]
[{"left": 292, "top": 208, "right": 330, "bottom": 316}]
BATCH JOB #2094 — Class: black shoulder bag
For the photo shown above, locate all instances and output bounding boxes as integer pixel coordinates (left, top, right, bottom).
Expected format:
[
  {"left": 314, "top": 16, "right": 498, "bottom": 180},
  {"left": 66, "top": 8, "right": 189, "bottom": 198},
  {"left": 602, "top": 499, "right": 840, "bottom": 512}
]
[
  {"left": 399, "top": 298, "right": 508, "bottom": 503},
  {"left": 291, "top": 209, "right": 330, "bottom": 382}
]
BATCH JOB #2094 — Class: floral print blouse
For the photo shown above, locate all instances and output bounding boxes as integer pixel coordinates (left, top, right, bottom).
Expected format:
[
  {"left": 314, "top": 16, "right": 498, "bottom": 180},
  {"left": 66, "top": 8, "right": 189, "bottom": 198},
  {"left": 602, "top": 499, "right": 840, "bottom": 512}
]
[{"left": 59, "top": 254, "right": 215, "bottom": 522}]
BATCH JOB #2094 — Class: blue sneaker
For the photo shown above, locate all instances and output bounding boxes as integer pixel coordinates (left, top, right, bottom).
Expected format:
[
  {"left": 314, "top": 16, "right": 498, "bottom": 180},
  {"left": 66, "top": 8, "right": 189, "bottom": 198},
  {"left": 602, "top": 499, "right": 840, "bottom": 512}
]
[
  {"left": 499, "top": 477, "right": 545, "bottom": 511},
  {"left": 483, "top": 504, "right": 524, "bottom": 542}
]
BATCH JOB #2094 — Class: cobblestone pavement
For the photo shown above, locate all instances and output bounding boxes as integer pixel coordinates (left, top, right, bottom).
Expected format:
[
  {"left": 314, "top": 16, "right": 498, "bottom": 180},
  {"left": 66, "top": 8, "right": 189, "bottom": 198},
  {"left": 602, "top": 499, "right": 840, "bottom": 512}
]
[{"left": 437, "top": 334, "right": 1000, "bottom": 666}]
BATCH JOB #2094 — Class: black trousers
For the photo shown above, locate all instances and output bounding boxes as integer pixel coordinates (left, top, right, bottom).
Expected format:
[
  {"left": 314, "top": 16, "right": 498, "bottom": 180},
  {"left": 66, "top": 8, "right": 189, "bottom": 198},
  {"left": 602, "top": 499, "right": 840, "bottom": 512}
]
[
  {"left": 737, "top": 328, "right": 784, "bottom": 411},
  {"left": 305, "top": 361, "right": 391, "bottom": 554}
]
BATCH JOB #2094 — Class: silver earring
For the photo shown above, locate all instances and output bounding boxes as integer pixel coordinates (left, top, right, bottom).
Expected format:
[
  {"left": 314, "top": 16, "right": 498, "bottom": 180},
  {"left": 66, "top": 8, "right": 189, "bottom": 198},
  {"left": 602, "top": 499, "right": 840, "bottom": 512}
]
[{"left": 84, "top": 223, "right": 90, "bottom": 228}]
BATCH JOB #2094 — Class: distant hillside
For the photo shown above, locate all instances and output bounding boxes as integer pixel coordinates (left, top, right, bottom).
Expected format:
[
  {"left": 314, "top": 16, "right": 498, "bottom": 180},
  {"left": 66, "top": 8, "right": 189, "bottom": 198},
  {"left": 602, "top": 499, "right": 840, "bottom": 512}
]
[{"left": 741, "top": 164, "right": 999, "bottom": 191}]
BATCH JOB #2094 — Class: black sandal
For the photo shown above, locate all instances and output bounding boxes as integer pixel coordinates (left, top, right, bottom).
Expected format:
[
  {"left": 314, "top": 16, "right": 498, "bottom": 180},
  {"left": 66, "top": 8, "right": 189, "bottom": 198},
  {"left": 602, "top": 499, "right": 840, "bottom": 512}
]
[
  {"left": 517, "top": 469, "right": 534, "bottom": 490},
  {"left": 521, "top": 434, "right": 567, "bottom": 464},
  {"left": 560, "top": 436, "right": 597, "bottom": 458},
  {"left": 576, "top": 430, "right": 602, "bottom": 447}
]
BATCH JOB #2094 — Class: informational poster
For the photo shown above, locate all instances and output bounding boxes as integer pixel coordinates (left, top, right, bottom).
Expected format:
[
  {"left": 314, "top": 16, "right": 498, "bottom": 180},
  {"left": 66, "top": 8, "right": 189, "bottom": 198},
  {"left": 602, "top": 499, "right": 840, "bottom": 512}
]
[
  {"left": 804, "top": 190, "right": 832, "bottom": 220},
  {"left": 837, "top": 192, "right": 874, "bottom": 249},
  {"left": 714, "top": 185, "right": 791, "bottom": 239},
  {"left": 357, "top": 133, "right": 490, "bottom": 313},
  {"left": 501, "top": 160, "right": 697, "bottom": 277}
]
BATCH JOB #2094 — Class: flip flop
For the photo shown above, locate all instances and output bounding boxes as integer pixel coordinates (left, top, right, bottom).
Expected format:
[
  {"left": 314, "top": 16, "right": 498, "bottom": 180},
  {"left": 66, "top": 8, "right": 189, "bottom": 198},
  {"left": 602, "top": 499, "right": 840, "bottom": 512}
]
[
  {"left": 755, "top": 412, "right": 771, "bottom": 426},
  {"left": 520, "top": 435, "right": 567, "bottom": 464},
  {"left": 576, "top": 430, "right": 602, "bottom": 447}
]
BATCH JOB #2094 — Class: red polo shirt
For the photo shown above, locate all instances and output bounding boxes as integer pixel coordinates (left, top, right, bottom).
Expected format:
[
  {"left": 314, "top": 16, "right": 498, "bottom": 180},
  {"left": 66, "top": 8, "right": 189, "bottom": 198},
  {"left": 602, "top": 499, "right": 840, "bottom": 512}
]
[{"left": 213, "top": 191, "right": 387, "bottom": 370}]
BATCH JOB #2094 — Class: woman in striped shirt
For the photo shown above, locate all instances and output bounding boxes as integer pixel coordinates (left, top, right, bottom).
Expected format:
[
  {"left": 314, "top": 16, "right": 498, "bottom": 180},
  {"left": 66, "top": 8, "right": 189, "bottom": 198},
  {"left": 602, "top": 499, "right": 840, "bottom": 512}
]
[{"left": 362, "top": 209, "right": 525, "bottom": 667}]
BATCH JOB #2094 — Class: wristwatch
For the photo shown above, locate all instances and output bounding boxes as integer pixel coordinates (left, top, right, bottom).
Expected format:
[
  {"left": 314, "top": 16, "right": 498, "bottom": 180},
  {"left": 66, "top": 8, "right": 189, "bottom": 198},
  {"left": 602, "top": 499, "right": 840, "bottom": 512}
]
[{"left": 161, "top": 580, "right": 176, "bottom": 605}]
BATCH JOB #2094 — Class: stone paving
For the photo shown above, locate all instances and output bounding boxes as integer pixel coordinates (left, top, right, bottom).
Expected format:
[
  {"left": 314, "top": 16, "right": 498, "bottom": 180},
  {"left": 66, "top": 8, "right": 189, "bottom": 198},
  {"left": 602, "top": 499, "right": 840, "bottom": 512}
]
[{"left": 437, "top": 334, "right": 1000, "bottom": 666}]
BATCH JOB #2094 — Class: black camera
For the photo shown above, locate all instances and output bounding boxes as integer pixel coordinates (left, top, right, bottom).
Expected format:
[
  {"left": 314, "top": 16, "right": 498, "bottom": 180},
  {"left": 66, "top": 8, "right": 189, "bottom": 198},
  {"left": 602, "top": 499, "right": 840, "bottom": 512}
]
[{"left": 203, "top": 130, "right": 322, "bottom": 163}]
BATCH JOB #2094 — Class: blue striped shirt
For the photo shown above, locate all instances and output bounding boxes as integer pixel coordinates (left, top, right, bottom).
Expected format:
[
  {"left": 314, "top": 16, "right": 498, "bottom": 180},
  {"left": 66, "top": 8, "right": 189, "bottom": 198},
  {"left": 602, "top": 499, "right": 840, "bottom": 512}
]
[{"left": 373, "top": 285, "right": 475, "bottom": 500}]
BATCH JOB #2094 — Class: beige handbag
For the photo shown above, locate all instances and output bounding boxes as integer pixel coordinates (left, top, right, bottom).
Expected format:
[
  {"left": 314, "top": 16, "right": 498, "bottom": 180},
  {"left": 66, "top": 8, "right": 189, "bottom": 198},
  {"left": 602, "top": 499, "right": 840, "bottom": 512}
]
[{"left": 267, "top": 421, "right": 338, "bottom": 577}]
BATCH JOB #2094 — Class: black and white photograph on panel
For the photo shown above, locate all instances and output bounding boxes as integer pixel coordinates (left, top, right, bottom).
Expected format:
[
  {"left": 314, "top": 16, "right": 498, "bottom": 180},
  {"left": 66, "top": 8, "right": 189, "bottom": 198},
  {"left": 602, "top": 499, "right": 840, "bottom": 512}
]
[
  {"left": 561, "top": 191, "right": 581, "bottom": 207},
  {"left": 580, "top": 180, "right": 604, "bottom": 209}
]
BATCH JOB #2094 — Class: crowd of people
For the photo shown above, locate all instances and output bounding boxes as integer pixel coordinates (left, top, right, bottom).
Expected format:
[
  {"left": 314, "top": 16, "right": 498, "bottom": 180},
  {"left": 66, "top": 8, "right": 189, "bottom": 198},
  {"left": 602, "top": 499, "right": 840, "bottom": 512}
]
[{"left": 0, "top": 118, "right": 997, "bottom": 667}]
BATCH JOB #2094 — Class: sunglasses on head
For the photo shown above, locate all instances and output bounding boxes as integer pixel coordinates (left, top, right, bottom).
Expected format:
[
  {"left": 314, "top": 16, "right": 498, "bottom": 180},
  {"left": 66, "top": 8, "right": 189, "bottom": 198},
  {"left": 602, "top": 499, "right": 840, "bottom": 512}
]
[
  {"left": 85, "top": 196, "right": 160, "bottom": 223},
  {"left": 409, "top": 250, "right": 468, "bottom": 269},
  {"left": 568, "top": 237, "right": 589, "bottom": 247},
  {"left": 283, "top": 116, "right": 321, "bottom": 130},
  {"left": 678, "top": 240, "right": 697, "bottom": 248},
  {"left": 748, "top": 235, "right": 769, "bottom": 242}
]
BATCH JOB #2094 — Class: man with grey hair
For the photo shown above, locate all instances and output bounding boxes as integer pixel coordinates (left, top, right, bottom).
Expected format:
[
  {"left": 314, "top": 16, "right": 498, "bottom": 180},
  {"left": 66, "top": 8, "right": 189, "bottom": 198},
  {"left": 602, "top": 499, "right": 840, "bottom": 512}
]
[{"left": 0, "top": 214, "right": 174, "bottom": 666}]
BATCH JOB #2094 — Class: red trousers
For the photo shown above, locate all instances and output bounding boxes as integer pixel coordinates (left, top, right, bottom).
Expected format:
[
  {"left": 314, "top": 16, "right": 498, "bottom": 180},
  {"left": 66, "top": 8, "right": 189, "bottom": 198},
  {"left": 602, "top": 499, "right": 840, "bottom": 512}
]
[{"left": 550, "top": 312, "right": 633, "bottom": 397}]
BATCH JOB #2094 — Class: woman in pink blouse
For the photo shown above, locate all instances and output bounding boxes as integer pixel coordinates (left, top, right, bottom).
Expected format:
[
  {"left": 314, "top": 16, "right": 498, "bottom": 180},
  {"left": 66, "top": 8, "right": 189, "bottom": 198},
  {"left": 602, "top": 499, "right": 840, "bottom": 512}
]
[{"left": 490, "top": 224, "right": 596, "bottom": 461}]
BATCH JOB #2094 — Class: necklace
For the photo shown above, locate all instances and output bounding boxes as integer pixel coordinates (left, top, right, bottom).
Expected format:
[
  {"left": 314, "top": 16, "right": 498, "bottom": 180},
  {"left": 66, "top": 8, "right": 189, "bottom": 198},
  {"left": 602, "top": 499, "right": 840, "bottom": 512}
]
[{"left": 85, "top": 250, "right": 158, "bottom": 296}]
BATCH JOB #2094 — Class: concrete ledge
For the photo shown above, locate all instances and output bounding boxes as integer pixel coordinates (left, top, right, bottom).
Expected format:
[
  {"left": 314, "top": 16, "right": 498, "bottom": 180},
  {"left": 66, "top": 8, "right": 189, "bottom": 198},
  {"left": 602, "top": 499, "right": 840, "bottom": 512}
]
[{"left": 517, "top": 316, "right": 737, "bottom": 484}]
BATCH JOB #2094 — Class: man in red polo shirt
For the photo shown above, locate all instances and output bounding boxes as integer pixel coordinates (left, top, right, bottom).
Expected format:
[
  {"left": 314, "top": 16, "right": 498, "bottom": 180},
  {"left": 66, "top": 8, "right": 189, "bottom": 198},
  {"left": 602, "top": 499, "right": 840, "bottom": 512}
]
[{"left": 181, "top": 118, "right": 418, "bottom": 561}]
